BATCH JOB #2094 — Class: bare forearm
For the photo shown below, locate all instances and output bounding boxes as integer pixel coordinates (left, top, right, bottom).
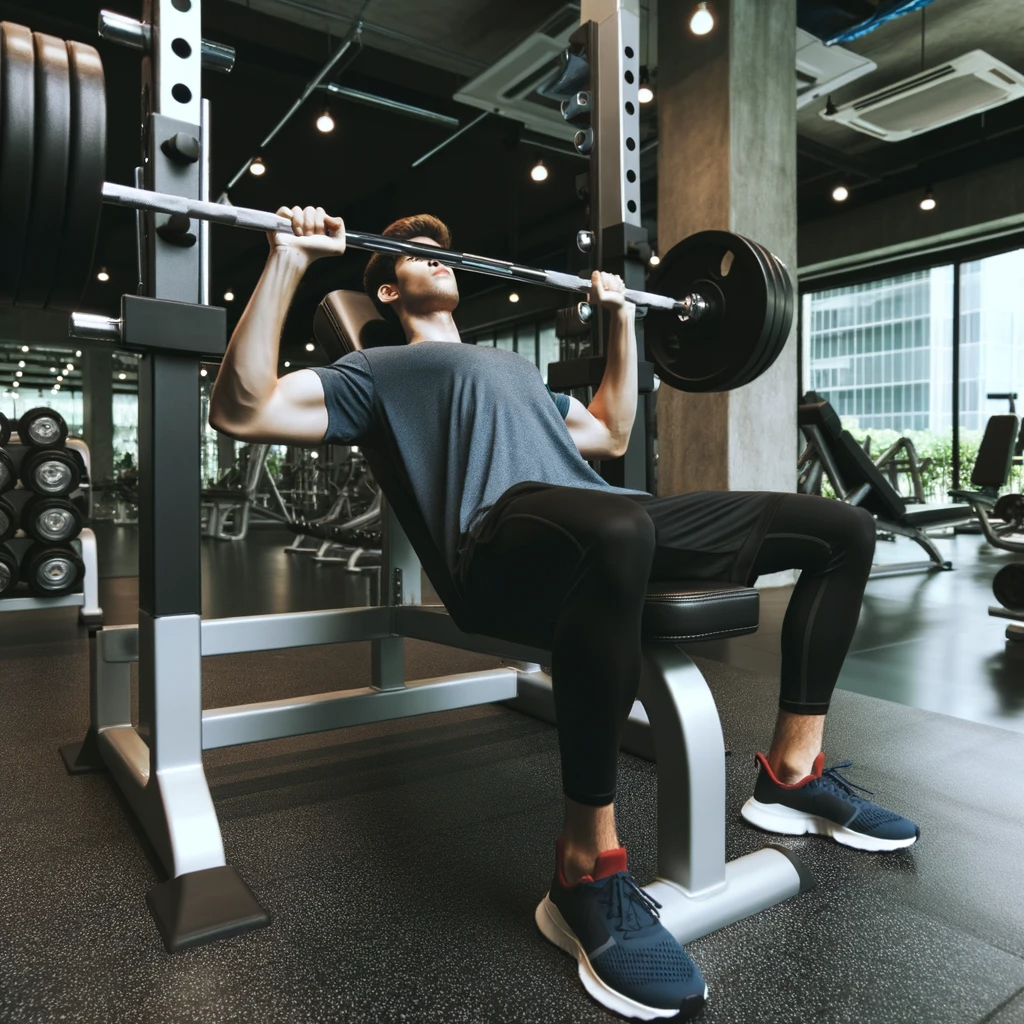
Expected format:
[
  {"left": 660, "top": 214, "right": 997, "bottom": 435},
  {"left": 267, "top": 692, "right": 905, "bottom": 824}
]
[
  {"left": 588, "top": 308, "right": 638, "bottom": 452},
  {"left": 210, "top": 250, "right": 307, "bottom": 427}
]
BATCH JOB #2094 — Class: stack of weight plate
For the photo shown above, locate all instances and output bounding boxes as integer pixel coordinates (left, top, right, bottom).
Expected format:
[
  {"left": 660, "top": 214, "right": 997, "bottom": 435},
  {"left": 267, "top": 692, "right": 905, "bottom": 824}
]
[{"left": 0, "top": 407, "right": 86, "bottom": 599}]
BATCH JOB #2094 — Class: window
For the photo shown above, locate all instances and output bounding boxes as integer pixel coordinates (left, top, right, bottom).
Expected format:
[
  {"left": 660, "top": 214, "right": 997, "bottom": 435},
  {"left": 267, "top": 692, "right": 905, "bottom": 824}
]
[
  {"left": 805, "top": 250, "right": 1024, "bottom": 500},
  {"left": 803, "top": 267, "right": 954, "bottom": 502}
]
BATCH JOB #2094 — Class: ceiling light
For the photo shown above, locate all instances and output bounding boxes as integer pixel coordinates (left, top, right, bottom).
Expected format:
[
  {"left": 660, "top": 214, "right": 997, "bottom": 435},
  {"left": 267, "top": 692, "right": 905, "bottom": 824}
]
[
  {"left": 509, "top": 292, "right": 520, "bottom": 303},
  {"left": 96, "top": 267, "right": 110, "bottom": 282},
  {"left": 75, "top": 350, "right": 82, "bottom": 357},
  {"left": 638, "top": 66, "right": 654, "bottom": 105},
  {"left": 649, "top": 253, "right": 661, "bottom": 266},
  {"left": 316, "top": 107, "right": 335, "bottom": 134},
  {"left": 21, "top": 346, "right": 28, "bottom": 353},
  {"left": 832, "top": 184, "right": 850, "bottom": 202},
  {"left": 223, "top": 291, "right": 235, "bottom": 302},
  {"left": 12, "top": 381, "right": 19, "bottom": 388},
  {"left": 310, "top": 451, "right": 319, "bottom": 459},
  {"left": 305, "top": 342, "right": 315, "bottom": 352},
  {"left": 249, "top": 156, "right": 266, "bottom": 176},
  {"left": 49, "top": 367, "right": 56, "bottom": 373},
  {"left": 15, "top": 371, "right": 22, "bottom": 378},
  {"left": 17, "top": 360, "right": 24, "bottom": 368},
  {"left": 118, "top": 372, "right": 127, "bottom": 380},
  {"left": 690, "top": 2, "right": 714, "bottom": 35},
  {"left": 284, "top": 360, "right": 291, "bottom": 368},
  {"left": 530, "top": 160, "right": 548, "bottom": 183},
  {"left": 66, "top": 364, "right": 74, "bottom": 371},
  {"left": 200, "top": 368, "right": 208, "bottom": 377},
  {"left": 919, "top": 187, "right": 936, "bottom": 211},
  {"left": 51, "top": 388, "right": 57, "bottom": 394},
  {"left": 57, "top": 375, "right": 63, "bottom": 382},
  {"left": 53, "top": 384, "right": 59, "bottom": 391}
]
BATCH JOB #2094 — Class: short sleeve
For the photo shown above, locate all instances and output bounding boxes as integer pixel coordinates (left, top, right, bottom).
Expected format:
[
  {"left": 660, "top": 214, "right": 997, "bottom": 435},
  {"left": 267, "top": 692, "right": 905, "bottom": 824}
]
[
  {"left": 309, "top": 352, "right": 375, "bottom": 444},
  {"left": 545, "top": 384, "right": 571, "bottom": 420}
]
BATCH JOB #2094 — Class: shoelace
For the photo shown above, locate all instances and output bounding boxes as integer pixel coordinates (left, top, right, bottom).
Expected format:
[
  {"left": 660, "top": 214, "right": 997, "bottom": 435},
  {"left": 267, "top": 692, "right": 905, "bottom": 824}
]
[
  {"left": 820, "top": 761, "right": 875, "bottom": 800},
  {"left": 600, "top": 872, "right": 664, "bottom": 940}
]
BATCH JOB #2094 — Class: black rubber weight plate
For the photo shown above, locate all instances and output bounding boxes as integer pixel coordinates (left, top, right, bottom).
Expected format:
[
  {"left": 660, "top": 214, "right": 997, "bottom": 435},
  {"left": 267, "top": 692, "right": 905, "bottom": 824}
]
[
  {"left": 746, "top": 240, "right": 787, "bottom": 384},
  {"left": 762, "top": 246, "right": 796, "bottom": 378},
  {"left": 19, "top": 31, "right": 71, "bottom": 307},
  {"left": 48, "top": 40, "right": 106, "bottom": 312},
  {"left": 733, "top": 239, "right": 780, "bottom": 390},
  {"left": 645, "top": 231, "right": 772, "bottom": 393},
  {"left": 0, "top": 22, "right": 36, "bottom": 304}
]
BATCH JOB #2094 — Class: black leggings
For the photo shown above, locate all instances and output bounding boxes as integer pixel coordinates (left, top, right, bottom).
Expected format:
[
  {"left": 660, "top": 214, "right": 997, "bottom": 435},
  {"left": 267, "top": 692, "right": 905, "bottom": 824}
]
[{"left": 458, "top": 486, "right": 876, "bottom": 806}]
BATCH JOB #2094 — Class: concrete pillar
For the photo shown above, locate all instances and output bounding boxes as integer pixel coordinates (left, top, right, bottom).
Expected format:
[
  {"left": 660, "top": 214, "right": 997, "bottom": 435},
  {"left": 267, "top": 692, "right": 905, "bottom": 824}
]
[
  {"left": 656, "top": 0, "right": 797, "bottom": 496},
  {"left": 82, "top": 348, "right": 114, "bottom": 484}
]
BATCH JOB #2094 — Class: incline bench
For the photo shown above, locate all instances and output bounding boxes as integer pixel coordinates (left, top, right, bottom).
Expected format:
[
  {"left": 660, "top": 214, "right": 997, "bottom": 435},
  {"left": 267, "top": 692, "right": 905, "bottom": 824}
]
[
  {"left": 799, "top": 394, "right": 980, "bottom": 576},
  {"left": 62, "top": 291, "right": 810, "bottom": 954}
]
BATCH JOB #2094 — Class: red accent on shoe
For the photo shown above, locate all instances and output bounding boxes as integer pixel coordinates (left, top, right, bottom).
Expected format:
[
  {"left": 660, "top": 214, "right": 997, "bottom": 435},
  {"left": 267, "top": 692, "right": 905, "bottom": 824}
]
[
  {"left": 754, "top": 751, "right": 824, "bottom": 789},
  {"left": 556, "top": 836, "right": 628, "bottom": 887}
]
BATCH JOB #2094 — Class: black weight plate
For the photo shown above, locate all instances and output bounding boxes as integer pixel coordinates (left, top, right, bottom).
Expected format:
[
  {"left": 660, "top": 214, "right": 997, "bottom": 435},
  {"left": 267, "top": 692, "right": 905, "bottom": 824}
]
[
  {"left": 0, "top": 542, "right": 18, "bottom": 596},
  {"left": 732, "top": 238, "right": 781, "bottom": 390},
  {"left": 0, "top": 410, "right": 11, "bottom": 446},
  {"left": 0, "top": 495, "right": 15, "bottom": 542},
  {"left": 22, "top": 494, "right": 82, "bottom": 543},
  {"left": 993, "top": 492, "right": 1024, "bottom": 527},
  {"left": 993, "top": 563, "right": 1024, "bottom": 611},
  {"left": 746, "top": 240, "right": 790, "bottom": 385},
  {"left": 744, "top": 241, "right": 794, "bottom": 386},
  {"left": 22, "top": 542, "right": 84, "bottom": 597},
  {"left": 18, "top": 406, "right": 68, "bottom": 448},
  {"left": 0, "top": 449, "right": 14, "bottom": 493},
  {"left": 646, "top": 231, "right": 773, "bottom": 393},
  {"left": 48, "top": 40, "right": 106, "bottom": 312},
  {"left": 19, "top": 32, "right": 71, "bottom": 307},
  {"left": 21, "top": 448, "right": 80, "bottom": 496},
  {"left": 765, "top": 246, "right": 794, "bottom": 368},
  {"left": 0, "top": 22, "right": 36, "bottom": 304}
]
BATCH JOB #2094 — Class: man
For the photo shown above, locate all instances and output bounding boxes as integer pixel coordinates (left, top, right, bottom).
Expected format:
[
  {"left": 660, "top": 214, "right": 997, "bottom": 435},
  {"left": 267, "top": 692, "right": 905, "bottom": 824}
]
[{"left": 210, "top": 206, "right": 919, "bottom": 1021}]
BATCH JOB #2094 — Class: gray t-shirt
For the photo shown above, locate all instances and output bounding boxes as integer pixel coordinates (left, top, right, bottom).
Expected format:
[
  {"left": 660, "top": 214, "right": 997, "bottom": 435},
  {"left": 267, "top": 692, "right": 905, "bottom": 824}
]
[{"left": 310, "top": 342, "right": 650, "bottom": 579}]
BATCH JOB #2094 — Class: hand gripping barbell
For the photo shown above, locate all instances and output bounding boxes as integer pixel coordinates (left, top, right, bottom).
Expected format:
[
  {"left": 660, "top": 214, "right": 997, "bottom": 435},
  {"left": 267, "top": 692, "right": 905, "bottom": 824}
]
[{"left": 0, "top": 20, "right": 794, "bottom": 393}]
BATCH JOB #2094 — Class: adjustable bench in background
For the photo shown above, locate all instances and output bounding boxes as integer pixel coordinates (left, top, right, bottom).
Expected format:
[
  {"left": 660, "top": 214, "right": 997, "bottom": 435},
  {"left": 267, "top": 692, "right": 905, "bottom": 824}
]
[{"left": 799, "top": 394, "right": 979, "bottom": 576}]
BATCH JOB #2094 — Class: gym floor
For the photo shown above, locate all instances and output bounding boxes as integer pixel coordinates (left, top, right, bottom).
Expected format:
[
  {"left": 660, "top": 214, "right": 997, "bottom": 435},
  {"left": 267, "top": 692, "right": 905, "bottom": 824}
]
[{"left": 3, "top": 523, "right": 1024, "bottom": 1023}]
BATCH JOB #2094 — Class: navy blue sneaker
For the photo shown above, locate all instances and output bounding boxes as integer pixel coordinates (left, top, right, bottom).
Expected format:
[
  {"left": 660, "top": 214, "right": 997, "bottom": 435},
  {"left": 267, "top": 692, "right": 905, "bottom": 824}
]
[
  {"left": 741, "top": 753, "right": 920, "bottom": 852},
  {"left": 535, "top": 838, "right": 707, "bottom": 1020}
]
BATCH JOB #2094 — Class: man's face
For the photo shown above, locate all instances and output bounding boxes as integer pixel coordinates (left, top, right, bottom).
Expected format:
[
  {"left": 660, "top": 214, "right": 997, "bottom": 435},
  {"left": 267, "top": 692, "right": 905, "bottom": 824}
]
[{"left": 384, "top": 236, "right": 460, "bottom": 315}]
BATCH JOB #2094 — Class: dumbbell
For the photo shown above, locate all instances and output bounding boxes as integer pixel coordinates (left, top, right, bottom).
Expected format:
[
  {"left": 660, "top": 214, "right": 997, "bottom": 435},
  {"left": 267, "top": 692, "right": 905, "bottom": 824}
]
[
  {"left": 21, "top": 543, "right": 85, "bottom": 597},
  {"left": 993, "top": 564, "right": 1024, "bottom": 611},
  {"left": 0, "top": 449, "right": 15, "bottom": 494},
  {"left": 20, "top": 495, "right": 83, "bottom": 544},
  {"left": 0, "top": 543, "right": 19, "bottom": 597},
  {"left": 0, "top": 412, "right": 11, "bottom": 447},
  {"left": 20, "top": 448, "right": 81, "bottom": 497},
  {"left": 17, "top": 407, "right": 69, "bottom": 449},
  {"left": 0, "top": 495, "right": 17, "bottom": 543}
]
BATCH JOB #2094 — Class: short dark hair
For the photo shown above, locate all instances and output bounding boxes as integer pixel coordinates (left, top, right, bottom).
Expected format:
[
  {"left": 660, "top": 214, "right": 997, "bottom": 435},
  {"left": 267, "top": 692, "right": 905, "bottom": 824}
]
[{"left": 363, "top": 214, "right": 452, "bottom": 324}]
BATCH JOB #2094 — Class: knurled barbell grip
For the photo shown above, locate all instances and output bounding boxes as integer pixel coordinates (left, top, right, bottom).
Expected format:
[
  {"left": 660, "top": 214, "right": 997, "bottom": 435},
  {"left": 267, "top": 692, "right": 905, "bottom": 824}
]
[{"left": 100, "top": 182, "right": 698, "bottom": 315}]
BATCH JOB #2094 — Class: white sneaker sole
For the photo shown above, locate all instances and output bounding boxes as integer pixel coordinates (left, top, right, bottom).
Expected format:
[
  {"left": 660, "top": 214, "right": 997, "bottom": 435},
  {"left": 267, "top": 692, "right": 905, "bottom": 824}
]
[
  {"left": 740, "top": 797, "right": 918, "bottom": 852},
  {"left": 534, "top": 895, "right": 707, "bottom": 1021}
]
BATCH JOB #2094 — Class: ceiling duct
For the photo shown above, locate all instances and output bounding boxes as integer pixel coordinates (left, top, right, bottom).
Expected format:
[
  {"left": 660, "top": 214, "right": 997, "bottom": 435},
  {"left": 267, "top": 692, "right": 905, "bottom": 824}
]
[
  {"left": 796, "top": 28, "right": 876, "bottom": 111},
  {"left": 453, "top": 4, "right": 580, "bottom": 141},
  {"left": 820, "top": 51, "right": 1024, "bottom": 142}
]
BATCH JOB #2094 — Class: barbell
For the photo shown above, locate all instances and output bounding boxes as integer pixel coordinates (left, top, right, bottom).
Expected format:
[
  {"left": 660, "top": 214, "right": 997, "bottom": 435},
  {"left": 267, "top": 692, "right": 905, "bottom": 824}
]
[{"left": 0, "top": 20, "right": 794, "bottom": 393}]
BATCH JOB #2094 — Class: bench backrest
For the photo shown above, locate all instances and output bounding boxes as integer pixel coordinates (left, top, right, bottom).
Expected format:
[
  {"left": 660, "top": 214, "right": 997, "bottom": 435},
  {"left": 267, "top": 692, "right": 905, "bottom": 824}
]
[{"left": 312, "top": 290, "right": 479, "bottom": 633}]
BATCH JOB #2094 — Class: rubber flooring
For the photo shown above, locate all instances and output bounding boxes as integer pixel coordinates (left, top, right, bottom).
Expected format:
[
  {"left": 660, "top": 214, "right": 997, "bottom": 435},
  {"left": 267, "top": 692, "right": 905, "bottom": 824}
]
[{"left": 1, "top": 527, "right": 1023, "bottom": 1023}]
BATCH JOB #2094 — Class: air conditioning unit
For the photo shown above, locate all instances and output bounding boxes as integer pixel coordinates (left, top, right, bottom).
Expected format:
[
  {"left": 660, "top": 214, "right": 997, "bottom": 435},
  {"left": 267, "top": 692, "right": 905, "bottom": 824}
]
[
  {"left": 819, "top": 50, "right": 1024, "bottom": 141},
  {"left": 453, "top": 5, "right": 579, "bottom": 141},
  {"left": 796, "top": 28, "right": 876, "bottom": 110}
]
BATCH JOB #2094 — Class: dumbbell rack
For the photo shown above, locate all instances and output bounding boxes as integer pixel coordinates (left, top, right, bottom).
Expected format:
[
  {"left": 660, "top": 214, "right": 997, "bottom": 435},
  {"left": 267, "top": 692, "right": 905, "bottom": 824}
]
[{"left": 0, "top": 433, "right": 102, "bottom": 625}]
